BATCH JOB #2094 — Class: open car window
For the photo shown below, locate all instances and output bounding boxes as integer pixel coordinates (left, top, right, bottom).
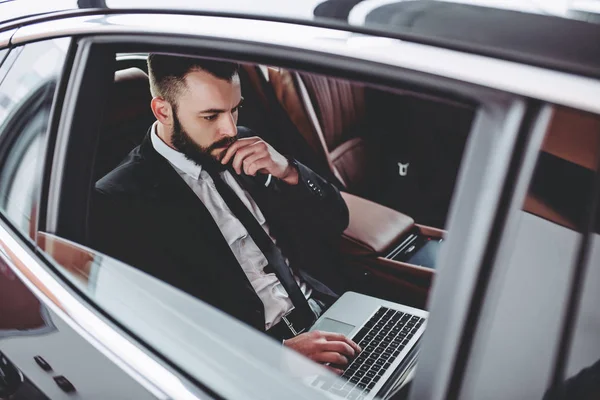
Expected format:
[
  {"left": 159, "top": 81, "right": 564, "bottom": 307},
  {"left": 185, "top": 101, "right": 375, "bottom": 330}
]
[{"left": 40, "top": 45, "right": 482, "bottom": 399}]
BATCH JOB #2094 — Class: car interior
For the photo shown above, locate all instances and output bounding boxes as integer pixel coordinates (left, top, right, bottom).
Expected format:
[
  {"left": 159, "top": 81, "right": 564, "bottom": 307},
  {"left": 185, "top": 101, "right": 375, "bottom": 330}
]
[
  {"left": 84, "top": 52, "right": 479, "bottom": 310},
  {"left": 83, "top": 50, "right": 600, "bottom": 313},
  {"left": 2, "top": 47, "right": 595, "bottom": 314}
]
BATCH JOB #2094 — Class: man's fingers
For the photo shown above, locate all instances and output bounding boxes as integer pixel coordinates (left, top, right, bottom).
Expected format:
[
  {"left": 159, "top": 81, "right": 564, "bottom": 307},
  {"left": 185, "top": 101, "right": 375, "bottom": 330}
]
[
  {"left": 318, "top": 340, "right": 356, "bottom": 358},
  {"left": 311, "top": 351, "right": 349, "bottom": 366},
  {"left": 245, "top": 157, "right": 271, "bottom": 176},
  {"left": 231, "top": 145, "right": 258, "bottom": 173},
  {"left": 321, "top": 332, "right": 362, "bottom": 354},
  {"left": 230, "top": 143, "right": 265, "bottom": 174},
  {"left": 220, "top": 137, "right": 260, "bottom": 164},
  {"left": 231, "top": 143, "right": 268, "bottom": 174},
  {"left": 242, "top": 153, "right": 268, "bottom": 175}
]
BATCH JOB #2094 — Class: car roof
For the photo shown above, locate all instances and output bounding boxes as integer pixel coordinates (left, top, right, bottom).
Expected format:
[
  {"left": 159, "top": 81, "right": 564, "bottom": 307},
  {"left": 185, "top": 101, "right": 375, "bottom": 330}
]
[{"left": 1, "top": 0, "right": 600, "bottom": 79}]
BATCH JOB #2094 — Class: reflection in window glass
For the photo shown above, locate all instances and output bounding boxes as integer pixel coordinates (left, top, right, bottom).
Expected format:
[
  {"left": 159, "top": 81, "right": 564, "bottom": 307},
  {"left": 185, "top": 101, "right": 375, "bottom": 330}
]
[
  {"left": 463, "top": 106, "right": 599, "bottom": 400},
  {"left": 0, "top": 39, "right": 68, "bottom": 236},
  {"left": 553, "top": 111, "right": 600, "bottom": 400},
  {"left": 38, "top": 233, "right": 342, "bottom": 400}
]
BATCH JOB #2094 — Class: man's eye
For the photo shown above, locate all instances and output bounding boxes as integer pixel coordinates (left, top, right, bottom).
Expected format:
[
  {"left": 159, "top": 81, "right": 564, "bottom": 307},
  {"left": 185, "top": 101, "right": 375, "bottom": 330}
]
[{"left": 203, "top": 114, "right": 218, "bottom": 121}]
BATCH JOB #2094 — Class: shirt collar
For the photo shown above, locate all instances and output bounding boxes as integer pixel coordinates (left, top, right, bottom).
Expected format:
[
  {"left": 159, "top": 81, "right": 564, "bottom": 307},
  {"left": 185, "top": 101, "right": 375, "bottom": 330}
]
[{"left": 150, "top": 122, "right": 203, "bottom": 180}]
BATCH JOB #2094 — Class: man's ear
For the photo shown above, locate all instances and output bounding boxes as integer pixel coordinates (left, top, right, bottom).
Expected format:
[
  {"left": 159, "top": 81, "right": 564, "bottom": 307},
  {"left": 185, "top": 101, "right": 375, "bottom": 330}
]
[{"left": 150, "top": 97, "right": 172, "bottom": 126}]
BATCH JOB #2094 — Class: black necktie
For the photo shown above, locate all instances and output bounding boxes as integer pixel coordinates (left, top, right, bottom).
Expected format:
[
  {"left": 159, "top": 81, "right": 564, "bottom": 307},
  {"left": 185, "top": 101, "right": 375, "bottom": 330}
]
[{"left": 202, "top": 164, "right": 316, "bottom": 327}]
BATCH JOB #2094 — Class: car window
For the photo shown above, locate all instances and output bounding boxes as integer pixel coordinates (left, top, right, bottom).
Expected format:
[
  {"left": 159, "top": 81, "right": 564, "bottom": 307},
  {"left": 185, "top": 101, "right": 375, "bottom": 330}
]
[
  {"left": 40, "top": 43, "right": 514, "bottom": 400},
  {"left": 0, "top": 39, "right": 69, "bottom": 237}
]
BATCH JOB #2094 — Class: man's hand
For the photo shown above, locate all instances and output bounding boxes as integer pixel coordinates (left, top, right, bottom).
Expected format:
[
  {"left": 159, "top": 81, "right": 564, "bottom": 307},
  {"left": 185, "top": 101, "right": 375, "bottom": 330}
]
[
  {"left": 283, "top": 331, "right": 361, "bottom": 375},
  {"left": 220, "top": 137, "right": 299, "bottom": 185}
]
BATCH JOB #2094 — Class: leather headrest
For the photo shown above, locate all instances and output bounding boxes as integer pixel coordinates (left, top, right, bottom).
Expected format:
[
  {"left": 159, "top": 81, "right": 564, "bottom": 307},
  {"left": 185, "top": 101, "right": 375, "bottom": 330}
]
[{"left": 106, "top": 67, "right": 152, "bottom": 127}]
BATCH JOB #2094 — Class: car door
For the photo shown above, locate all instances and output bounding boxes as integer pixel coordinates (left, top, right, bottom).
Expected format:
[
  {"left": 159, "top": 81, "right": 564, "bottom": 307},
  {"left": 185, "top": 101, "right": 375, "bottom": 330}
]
[{"left": 0, "top": 34, "right": 204, "bottom": 400}]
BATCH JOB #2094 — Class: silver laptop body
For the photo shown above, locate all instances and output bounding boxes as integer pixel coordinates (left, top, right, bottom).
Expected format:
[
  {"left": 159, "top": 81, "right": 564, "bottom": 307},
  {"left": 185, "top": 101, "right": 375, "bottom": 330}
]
[{"left": 309, "top": 291, "right": 428, "bottom": 400}]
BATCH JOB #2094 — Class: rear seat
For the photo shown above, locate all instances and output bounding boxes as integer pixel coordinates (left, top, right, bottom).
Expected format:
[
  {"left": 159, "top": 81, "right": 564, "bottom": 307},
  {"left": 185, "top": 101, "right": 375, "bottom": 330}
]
[
  {"left": 267, "top": 67, "right": 475, "bottom": 228},
  {"left": 268, "top": 69, "right": 376, "bottom": 195},
  {"left": 94, "top": 67, "right": 154, "bottom": 181}
]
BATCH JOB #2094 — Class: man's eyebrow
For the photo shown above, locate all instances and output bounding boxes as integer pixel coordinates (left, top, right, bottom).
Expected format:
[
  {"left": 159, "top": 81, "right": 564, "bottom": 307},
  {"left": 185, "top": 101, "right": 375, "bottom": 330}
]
[{"left": 198, "top": 97, "right": 244, "bottom": 115}]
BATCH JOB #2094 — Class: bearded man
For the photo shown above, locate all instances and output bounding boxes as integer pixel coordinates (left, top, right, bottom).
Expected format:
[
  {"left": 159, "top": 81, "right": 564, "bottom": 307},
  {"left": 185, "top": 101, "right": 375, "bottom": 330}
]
[{"left": 91, "top": 54, "right": 359, "bottom": 371}]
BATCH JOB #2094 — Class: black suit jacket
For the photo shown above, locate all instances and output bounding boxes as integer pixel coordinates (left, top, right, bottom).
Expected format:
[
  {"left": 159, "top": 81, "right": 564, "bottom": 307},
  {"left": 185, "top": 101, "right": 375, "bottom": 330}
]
[{"left": 90, "top": 127, "right": 349, "bottom": 332}]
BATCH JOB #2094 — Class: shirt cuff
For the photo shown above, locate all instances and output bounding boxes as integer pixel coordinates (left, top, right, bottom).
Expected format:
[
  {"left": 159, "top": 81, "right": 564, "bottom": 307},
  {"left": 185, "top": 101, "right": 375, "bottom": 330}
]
[{"left": 264, "top": 173, "right": 273, "bottom": 187}]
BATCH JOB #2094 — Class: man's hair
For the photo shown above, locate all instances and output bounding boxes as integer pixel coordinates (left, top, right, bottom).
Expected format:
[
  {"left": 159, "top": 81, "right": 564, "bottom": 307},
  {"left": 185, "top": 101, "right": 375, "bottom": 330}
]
[{"left": 147, "top": 53, "right": 240, "bottom": 105}]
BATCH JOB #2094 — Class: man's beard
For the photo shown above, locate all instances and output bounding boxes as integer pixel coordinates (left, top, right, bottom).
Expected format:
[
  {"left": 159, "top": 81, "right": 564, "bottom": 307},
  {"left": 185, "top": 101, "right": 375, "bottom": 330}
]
[{"left": 171, "top": 109, "right": 237, "bottom": 171}]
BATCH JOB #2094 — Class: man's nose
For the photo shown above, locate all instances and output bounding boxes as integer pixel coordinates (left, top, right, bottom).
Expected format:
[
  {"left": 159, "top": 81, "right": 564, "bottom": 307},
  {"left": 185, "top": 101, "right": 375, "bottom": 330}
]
[{"left": 218, "top": 113, "right": 237, "bottom": 137}]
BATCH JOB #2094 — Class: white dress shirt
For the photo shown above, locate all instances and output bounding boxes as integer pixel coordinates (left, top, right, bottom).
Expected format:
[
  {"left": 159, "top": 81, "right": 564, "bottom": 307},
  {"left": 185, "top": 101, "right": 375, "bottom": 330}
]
[{"left": 151, "top": 124, "right": 311, "bottom": 329}]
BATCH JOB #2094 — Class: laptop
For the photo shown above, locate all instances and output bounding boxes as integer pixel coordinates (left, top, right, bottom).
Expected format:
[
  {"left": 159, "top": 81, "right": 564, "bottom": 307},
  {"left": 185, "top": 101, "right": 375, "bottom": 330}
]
[{"left": 308, "top": 292, "right": 428, "bottom": 400}]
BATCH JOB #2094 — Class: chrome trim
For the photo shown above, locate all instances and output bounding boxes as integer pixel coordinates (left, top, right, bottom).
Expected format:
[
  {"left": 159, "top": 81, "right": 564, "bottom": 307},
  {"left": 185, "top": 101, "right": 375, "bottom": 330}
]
[
  {"left": 10, "top": 13, "right": 600, "bottom": 114},
  {"left": 0, "top": 28, "right": 16, "bottom": 48},
  {"left": 0, "top": 223, "right": 202, "bottom": 400}
]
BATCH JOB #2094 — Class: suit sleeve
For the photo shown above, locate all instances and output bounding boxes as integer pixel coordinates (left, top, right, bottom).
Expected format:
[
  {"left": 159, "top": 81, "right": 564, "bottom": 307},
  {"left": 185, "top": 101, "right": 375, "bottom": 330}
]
[{"left": 264, "top": 159, "right": 349, "bottom": 241}]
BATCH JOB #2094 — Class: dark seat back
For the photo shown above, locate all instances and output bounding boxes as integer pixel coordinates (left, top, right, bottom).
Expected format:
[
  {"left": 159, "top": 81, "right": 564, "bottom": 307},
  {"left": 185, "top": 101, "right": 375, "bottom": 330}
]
[{"left": 94, "top": 67, "right": 154, "bottom": 181}]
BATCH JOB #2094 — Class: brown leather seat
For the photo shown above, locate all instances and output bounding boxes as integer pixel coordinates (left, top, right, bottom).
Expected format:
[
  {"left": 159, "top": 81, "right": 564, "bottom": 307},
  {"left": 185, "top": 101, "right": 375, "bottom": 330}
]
[
  {"left": 94, "top": 67, "right": 154, "bottom": 181},
  {"left": 269, "top": 69, "right": 377, "bottom": 195},
  {"left": 269, "top": 67, "right": 475, "bottom": 228}
]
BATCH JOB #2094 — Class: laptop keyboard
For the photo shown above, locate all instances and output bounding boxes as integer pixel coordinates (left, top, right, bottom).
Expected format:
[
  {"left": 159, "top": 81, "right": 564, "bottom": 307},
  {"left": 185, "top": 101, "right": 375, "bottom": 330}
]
[{"left": 326, "top": 307, "right": 424, "bottom": 399}]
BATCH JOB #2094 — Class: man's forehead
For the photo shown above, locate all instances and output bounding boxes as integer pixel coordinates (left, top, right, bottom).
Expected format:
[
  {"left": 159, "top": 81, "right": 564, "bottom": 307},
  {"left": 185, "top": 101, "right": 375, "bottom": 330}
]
[
  {"left": 184, "top": 69, "right": 240, "bottom": 91},
  {"left": 178, "top": 69, "right": 241, "bottom": 107}
]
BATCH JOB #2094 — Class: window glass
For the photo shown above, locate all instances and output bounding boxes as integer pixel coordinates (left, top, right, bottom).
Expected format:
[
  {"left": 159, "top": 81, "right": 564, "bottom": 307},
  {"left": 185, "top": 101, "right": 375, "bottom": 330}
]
[
  {"left": 0, "top": 47, "right": 20, "bottom": 89},
  {"left": 461, "top": 106, "right": 600, "bottom": 400},
  {"left": 554, "top": 111, "right": 600, "bottom": 400},
  {"left": 0, "top": 39, "right": 69, "bottom": 236}
]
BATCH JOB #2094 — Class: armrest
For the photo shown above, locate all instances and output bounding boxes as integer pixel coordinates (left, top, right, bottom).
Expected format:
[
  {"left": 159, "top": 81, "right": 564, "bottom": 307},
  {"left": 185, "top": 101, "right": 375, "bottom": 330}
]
[{"left": 340, "top": 192, "right": 415, "bottom": 255}]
